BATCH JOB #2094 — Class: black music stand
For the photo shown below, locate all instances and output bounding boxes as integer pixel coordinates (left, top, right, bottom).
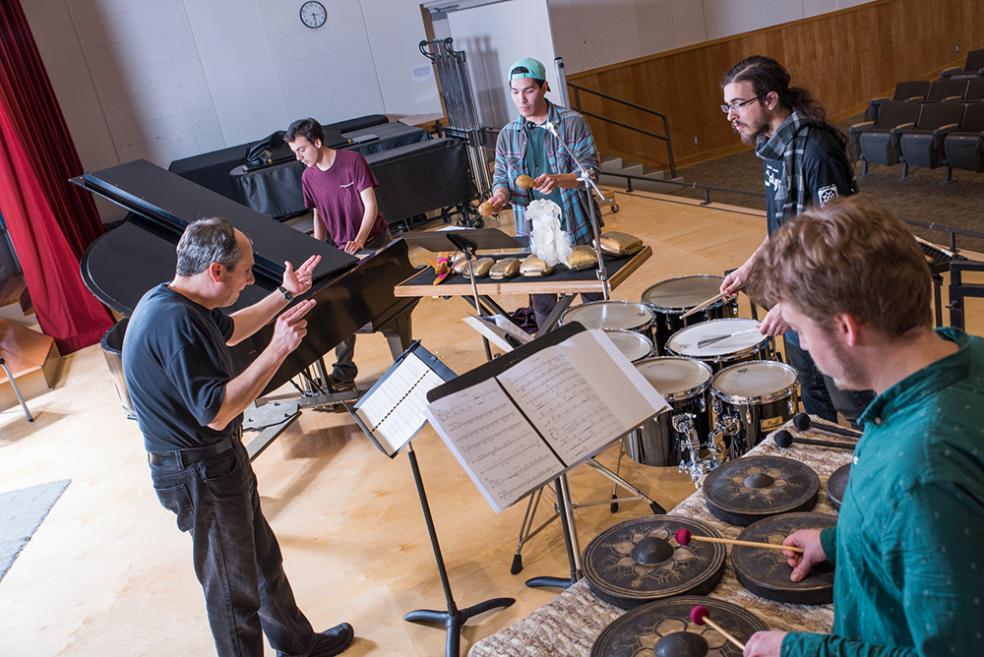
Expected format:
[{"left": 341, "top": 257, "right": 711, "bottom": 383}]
[{"left": 346, "top": 342, "right": 514, "bottom": 657}]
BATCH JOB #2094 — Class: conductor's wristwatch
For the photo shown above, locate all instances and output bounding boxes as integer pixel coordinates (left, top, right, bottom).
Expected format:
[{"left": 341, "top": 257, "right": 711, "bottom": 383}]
[{"left": 277, "top": 285, "right": 294, "bottom": 302}]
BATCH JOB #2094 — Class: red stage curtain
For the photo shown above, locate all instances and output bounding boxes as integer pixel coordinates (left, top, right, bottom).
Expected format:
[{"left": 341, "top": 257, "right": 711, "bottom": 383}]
[{"left": 0, "top": 0, "right": 112, "bottom": 353}]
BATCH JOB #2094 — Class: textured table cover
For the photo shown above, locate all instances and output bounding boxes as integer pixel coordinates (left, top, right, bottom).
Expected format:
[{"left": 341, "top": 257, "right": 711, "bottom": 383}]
[{"left": 470, "top": 418, "right": 853, "bottom": 656}]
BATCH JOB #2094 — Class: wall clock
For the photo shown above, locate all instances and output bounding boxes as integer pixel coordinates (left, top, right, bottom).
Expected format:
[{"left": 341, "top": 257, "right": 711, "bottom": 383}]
[{"left": 300, "top": 1, "right": 327, "bottom": 29}]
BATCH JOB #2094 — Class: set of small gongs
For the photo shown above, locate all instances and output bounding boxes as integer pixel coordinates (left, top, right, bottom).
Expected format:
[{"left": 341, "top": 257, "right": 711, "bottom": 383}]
[{"left": 585, "top": 416, "right": 857, "bottom": 656}]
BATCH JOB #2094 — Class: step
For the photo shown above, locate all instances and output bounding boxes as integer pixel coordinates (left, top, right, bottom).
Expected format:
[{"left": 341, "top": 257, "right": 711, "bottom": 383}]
[{"left": 0, "top": 319, "right": 61, "bottom": 411}]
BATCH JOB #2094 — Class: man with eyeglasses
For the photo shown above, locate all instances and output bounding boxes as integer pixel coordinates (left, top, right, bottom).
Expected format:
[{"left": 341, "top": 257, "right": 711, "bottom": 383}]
[{"left": 718, "top": 55, "right": 873, "bottom": 427}]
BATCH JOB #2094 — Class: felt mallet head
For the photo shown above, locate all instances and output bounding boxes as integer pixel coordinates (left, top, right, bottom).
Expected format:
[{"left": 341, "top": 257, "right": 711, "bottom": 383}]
[
  {"left": 674, "top": 528, "right": 693, "bottom": 546},
  {"left": 774, "top": 429, "right": 794, "bottom": 448},
  {"left": 690, "top": 605, "right": 710, "bottom": 626},
  {"left": 793, "top": 412, "right": 811, "bottom": 431}
]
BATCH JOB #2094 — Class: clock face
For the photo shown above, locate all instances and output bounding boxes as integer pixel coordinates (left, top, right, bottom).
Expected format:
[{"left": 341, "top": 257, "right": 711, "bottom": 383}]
[{"left": 300, "top": 1, "right": 327, "bottom": 29}]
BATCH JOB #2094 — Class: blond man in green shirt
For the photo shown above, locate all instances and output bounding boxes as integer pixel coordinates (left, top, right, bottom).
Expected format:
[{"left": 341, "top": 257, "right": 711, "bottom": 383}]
[{"left": 742, "top": 196, "right": 984, "bottom": 657}]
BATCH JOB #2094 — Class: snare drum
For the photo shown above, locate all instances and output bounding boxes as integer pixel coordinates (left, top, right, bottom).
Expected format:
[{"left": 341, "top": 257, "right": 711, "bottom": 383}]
[
  {"left": 629, "top": 357, "right": 713, "bottom": 468},
  {"left": 642, "top": 275, "right": 739, "bottom": 354},
  {"left": 560, "top": 300, "right": 654, "bottom": 335},
  {"left": 710, "top": 360, "right": 799, "bottom": 458},
  {"left": 665, "top": 318, "right": 773, "bottom": 371},
  {"left": 605, "top": 329, "right": 654, "bottom": 363}
]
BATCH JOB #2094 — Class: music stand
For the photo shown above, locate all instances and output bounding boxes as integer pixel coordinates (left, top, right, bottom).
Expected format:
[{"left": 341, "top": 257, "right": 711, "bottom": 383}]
[{"left": 347, "top": 341, "right": 514, "bottom": 657}]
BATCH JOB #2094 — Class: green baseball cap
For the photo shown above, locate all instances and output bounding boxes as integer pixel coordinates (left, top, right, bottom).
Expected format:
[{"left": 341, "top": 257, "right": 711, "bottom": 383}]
[{"left": 508, "top": 57, "right": 546, "bottom": 81}]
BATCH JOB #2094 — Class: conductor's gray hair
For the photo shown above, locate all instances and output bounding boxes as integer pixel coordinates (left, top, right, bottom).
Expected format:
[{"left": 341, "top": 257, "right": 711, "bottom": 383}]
[{"left": 175, "top": 217, "right": 243, "bottom": 276}]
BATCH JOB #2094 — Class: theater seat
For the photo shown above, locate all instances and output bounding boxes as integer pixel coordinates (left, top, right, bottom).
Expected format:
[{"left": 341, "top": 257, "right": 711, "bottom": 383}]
[
  {"left": 898, "top": 103, "right": 966, "bottom": 178},
  {"left": 944, "top": 103, "right": 984, "bottom": 181},
  {"left": 853, "top": 101, "right": 922, "bottom": 175},
  {"left": 865, "top": 80, "right": 931, "bottom": 122},
  {"left": 941, "top": 49, "right": 984, "bottom": 80},
  {"left": 923, "top": 79, "right": 970, "bottom": 103}
]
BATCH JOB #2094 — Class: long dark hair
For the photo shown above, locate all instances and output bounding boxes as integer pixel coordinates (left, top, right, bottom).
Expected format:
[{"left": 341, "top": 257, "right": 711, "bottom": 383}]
[{"left": 722, "top": 56, "right": 846, "bottom": 145}]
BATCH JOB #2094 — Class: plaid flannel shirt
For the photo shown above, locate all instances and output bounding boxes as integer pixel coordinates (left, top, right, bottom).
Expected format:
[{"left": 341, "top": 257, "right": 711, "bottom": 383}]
[{"left": 492, "top": 102, "right": 600, "bottom": 246}]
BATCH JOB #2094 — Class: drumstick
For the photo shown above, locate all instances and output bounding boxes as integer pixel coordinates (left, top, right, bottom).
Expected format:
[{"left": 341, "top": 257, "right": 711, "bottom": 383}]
[
  {"left": 690, "top": 606, "right": 745, "bottom": 650},
  {"left": 696, "top": 327, "right": 760, "bottom": 348},
  {"left": 774, "top": 429, "right": 855, "bottom": 451},
  {"left": 680, "top": 291, "right": 733, "bottom": 319},
  {"left": 675, "top": 528, "right": 803, "bottom": 554}
]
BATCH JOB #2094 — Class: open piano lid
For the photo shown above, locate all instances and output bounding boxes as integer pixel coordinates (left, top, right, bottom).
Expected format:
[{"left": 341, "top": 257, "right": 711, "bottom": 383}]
[{"left": 73, "top": 159, "right": 355, "bottom": 312}]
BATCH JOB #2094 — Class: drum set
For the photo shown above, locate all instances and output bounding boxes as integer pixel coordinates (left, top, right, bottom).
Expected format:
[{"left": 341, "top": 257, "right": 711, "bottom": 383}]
[{"left": 560, "top": 274, "right": 800, "bottom": 485}]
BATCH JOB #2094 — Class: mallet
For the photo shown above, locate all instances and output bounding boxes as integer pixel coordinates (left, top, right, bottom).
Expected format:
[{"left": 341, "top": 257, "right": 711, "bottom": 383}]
[
  {"left": 690, "top": 605, "right": 745, "bottom": 650},
  {"left": 675, "top": 528, "right": 802, "bottom": 554},
  {"left": 793, "top": 412, "right": 861, "bottom": 439},
  {"left": 774, "top": 429, "right": 855, "bottom": 451}
]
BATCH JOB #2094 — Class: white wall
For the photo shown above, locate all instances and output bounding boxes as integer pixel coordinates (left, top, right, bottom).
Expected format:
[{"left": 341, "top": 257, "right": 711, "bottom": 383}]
[{"left": 547, "top": 0, "right": 877, "bottom": 74}]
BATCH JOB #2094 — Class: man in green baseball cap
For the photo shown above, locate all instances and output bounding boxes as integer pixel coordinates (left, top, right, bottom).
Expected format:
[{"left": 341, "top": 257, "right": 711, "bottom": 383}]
[{"left": 487, "top": 56, "right": 602, "bottom": 328}]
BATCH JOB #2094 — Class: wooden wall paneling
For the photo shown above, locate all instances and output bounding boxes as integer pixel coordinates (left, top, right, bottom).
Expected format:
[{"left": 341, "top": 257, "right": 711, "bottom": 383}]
[{"left": 567, "top": 0, "right": 983, "bottom": 170}]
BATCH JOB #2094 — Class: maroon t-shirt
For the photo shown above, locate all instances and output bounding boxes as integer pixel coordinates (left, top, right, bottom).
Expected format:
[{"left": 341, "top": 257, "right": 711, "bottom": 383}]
[{"left": 301, "top": 149, "right": 387, "bottom": 248}]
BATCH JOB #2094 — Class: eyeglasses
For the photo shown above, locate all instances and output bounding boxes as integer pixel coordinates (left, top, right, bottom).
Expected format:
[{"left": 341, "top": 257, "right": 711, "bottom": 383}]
[{"left": 720, "top": 96, "right": 763, "bottom": 114}]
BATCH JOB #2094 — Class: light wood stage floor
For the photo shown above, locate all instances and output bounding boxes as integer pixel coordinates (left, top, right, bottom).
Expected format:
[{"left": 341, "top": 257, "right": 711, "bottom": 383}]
[{"left": 1, "top": 190, "right": 979, "bottom": 656}]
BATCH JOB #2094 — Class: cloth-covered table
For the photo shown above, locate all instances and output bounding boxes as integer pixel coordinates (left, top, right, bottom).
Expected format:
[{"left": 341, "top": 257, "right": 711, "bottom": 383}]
[{"left": 469, "top": 418, "right": 853, "bottom": 656}]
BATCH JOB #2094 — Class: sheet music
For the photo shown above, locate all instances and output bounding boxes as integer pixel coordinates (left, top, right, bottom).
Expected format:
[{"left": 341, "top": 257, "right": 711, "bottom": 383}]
[
  {"left": 355, "top": 351, "right": 446, "bottom": 455},
  {"left": 497, "top": 345, "right": 625, "bottom": 466},
  {"left": 425, "top": 378, "right": 563, "bottom": 512}
]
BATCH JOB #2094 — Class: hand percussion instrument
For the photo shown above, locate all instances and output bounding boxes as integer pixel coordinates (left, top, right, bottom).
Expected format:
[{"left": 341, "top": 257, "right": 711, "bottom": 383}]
[
  {"left": 478, "top": 201, "right": 494, "bottom": 217},
  {"left": 515, "top": 174, "right": 536, "bottom": 190},
  {"left": 583, "top": 515, "right": 725, "bottom": 609},
  {"left": 710, "top": 361, "right": 799, "bottom": 458},
  {"left": 631, "top": 357, "right": 714, "bottom": 478},
  {"left": 702, "top": 455, "right": 820, "bottom": 526},
  {"left": 642, "top": 275, "right": 739, "bottom": 354},
  {"left": 560, "top": 300, "right": 655, "bottom": 336},
  {"left": 606, "top": 330, "right": 655, "bottom": 364},
  {"left": 600, "top": 231, "right": 643, "bottom": 256},
  {"left": 665, "top": 318, "right": 774, "bottom": 372},
  {"left": 732, "top": 512, "right": 837, "bottom": 604},
  {"left": 590, "top": 595, "right": 767, "bottom": 657},
  {"left": 826, "top": 463, "right": 850, "bottom": 511}
]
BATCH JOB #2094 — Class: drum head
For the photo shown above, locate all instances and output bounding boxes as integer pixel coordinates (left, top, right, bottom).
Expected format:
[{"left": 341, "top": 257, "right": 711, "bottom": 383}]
[
  {"left": 642, "top": 275, "right": 725, "bottom": 311},
  {"left": 591, "top": 595, "right": 768, "bottom": 657},
  {"left": 732, "top": 512, "right": 837, "bottom": 604},
  {"left": 666, "top": 318, "right": 765, "bottom": 360},
  {"left": 702, "top": 456, "right": 820, "bottom": 526},
  {"left": 607, "top": 330, "right": 654, "bottom": 363},
  {"left": 635, "top": 357, "right": 712, "bottom": 402},
  {"left": 826, "top": 463, "right": 850, "bottom": 511},
  {"left": 712, "top": 361, "right": 798, "bottom": 404},
  {"left": 583, "top": 515, "right": 726, "bottom": 609},
  {"left": 561, "top": 300, "right": 654, "bottom": 332}
]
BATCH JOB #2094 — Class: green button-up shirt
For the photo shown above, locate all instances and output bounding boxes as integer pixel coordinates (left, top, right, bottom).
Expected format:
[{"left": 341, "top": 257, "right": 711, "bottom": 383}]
[{"left": 783, "top": 328, "right": 984, "bottom": 657}]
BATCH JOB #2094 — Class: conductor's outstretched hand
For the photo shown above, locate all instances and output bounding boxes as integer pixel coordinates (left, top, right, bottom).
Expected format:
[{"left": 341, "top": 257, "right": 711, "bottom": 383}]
[
  {"left": 282, "top": 255, "right": 321, "bottom": 296},
  {"left": 272, "top": 299, "right": 316, "bottom": 357}
]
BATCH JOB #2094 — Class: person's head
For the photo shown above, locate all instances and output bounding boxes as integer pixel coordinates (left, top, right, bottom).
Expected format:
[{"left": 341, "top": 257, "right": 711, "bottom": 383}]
[
  {"left": 721, "top": 55, "right": 835, "bottom": 144},
  {"left": 508, "top": 57, "right": 549, "bottom": 119},
  {"left": 175, "top": 217, "right": 255, "bottom": 307},
  {"left": 286, "top": 117, "right": 325, "bottom": 167},
  {"left": 745, "top": 196, "right": 932, "bottom": 390}
]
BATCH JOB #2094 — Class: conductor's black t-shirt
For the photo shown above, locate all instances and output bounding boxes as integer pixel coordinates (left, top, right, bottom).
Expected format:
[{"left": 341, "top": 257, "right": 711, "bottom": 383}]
[{"left": 123, "top": 284, "right": 239, "bottom": 453}]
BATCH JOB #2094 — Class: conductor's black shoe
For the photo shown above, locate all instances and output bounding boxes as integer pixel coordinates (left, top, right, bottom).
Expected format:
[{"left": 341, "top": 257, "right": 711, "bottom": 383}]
[
  {"left": 326, "top": 377, "right": 356, "bottom": 393},
  {"left": 277, "top": 623, "right": 355, "bottom": 657}
]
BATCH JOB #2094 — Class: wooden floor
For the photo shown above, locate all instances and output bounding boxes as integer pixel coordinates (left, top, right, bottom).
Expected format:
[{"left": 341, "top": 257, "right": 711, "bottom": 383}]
[{"left": 0, "top": 190, "right": 977, "bottom": 657}]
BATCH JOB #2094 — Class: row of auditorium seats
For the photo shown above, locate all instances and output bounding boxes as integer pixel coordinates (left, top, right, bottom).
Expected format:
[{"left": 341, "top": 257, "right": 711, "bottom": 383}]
[
  {"left": 865, "top": 78, "right": 984, "bottom": 122},
  {"left": 941, "top": 48, "right": 984, "bottom": 80},
  {"left": 851, "top": 101, "right": 984, "bottom": 181}
]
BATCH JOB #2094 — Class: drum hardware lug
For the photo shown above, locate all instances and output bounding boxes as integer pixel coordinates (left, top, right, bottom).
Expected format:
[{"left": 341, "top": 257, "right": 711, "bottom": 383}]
[
  {"left": 787, "top": 397, "right": 795, "bottom": 415},
  {"left": 672, "top": 413, "right": 705, "bottom": 486}
]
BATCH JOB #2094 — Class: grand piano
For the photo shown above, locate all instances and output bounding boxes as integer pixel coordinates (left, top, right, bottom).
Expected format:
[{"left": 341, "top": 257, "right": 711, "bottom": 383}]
[{"left": 74, "top": 160, "right": 420, "bottom": 452}]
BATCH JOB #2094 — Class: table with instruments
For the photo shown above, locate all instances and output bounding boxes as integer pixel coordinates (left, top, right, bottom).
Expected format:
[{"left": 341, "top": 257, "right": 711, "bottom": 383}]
[{"left": 469, "top": 417, "right": 854, "bottom": 657}]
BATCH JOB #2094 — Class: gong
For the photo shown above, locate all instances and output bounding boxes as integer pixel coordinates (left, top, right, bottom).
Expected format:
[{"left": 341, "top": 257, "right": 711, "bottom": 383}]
[
  {"left": 826, "top": 463, "right": 850, "bottom": 511},
  {"left": 591, "top": 595, "right": 768, "bottom": 657},
  {"left": 583, "top": 515, "right": 726, "bottom": 609},
  {"left": 732, "top": 512, "right": 837, "bottom": 605},
  {"left": 702, "top": 455, "right": 819, "bottom": 525}
]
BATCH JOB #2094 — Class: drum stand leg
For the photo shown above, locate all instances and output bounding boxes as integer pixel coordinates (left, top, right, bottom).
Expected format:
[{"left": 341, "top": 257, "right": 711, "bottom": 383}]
[
  {"left": 586, "top": 458, "right": 666, "bottom": 514},
  {"left": 609, "top": 442, "right": 625, "bottom": 512}
]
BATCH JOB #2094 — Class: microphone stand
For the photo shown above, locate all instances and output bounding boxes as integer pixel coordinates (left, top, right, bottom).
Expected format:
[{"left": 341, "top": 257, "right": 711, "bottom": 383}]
[{"left": 543, "top": 122, "right": 610, "bottom": 300}]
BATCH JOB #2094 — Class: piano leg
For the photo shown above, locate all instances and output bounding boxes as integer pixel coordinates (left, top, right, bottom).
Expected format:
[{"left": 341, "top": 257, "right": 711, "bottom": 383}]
[{"left": 381, "top": 310, "right": 413, "bottom": 360}]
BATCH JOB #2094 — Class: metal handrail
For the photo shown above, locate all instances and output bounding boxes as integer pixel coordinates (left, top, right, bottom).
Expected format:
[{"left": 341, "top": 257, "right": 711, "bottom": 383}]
[
  {"left": 568, "top": 81, "right": 676, "bottom": 179},
  {"left": 600, "top": 171, "right": 984, "bottom": 253}
]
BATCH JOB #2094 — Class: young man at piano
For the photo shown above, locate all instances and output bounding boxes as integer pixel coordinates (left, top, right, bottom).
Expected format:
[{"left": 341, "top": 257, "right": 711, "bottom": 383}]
[
  {"left": 286, "top": 117, "right": 391, "bottom": 391},
  {"left": 740, "top": 196, "right": 984, "bottom": 657},
  {"left": 123, "top": 218, "right": 354, "bottom": 657},
  {"left": 485, "top": 56, "right": 602, "bottom": 329}
]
